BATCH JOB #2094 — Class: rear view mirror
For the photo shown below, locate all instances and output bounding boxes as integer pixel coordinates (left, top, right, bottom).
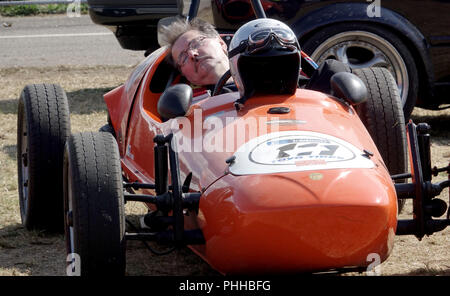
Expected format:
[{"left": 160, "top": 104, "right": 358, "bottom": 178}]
[
  {"left": 330, "top": 72, "right": 367, "bottom": 106},
  {"left": 157, "top": 84, "right": 193, "bottom": 120}
]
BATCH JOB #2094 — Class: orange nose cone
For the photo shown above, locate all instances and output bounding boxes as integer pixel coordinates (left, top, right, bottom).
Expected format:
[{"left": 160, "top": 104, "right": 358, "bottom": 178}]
[{"left": 199, "top": 169, "right": 397, "bottom": 274}]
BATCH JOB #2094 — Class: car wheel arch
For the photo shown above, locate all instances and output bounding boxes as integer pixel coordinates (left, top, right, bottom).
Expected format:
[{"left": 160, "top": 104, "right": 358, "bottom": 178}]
[{"left": 293, "top": 3, "right": 434, "bottom": 105}]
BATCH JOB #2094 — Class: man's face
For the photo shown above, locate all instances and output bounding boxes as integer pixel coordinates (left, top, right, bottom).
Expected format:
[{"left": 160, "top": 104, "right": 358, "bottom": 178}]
[{"left": 172, "top": 30, "right": 229, "bottom": 86}]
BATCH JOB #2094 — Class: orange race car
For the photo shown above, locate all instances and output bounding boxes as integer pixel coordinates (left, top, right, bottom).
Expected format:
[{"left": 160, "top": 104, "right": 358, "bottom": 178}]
[{"left": 16, "top": 0, "right": 449, "bottom": 276}]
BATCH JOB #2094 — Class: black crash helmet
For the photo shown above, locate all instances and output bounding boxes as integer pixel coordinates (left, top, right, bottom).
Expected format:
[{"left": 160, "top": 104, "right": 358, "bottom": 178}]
[{"left": 228, "top": 18, "right": 301, "bottom": 99}]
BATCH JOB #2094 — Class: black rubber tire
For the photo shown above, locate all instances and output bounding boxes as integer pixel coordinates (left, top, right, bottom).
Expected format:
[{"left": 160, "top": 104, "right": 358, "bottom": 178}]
[
  {"left": 63, "top": 132, "right": 126, "bottom": 276},
  {"left": 352, "top": 67, "right": 408, "bottom": 212},
  {"left": 17, "top": 84, "right": 71, "bottom": 231},
  {"left": 302, "top": 22, "right": 419, "bottom": 120}
]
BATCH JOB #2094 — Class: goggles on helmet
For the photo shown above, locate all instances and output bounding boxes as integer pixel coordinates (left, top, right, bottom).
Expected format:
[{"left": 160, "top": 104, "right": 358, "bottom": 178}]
[{"left": 229, "top": 27, "right": 299, "bottom": 58}]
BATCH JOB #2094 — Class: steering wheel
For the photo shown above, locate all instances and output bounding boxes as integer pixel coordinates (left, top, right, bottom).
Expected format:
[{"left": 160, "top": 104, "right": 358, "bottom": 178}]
[{"left": 212, "top": 70, "right": 232, "bottom": 96}]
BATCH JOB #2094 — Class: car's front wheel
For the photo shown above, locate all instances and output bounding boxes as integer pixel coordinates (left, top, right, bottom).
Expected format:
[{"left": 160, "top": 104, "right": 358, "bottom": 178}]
[
  {"left": 352, "top": 67, "right": 408, "bottom": 213},
  {"left": 63, "top": 132, "right": 126, "bottom": 276}
]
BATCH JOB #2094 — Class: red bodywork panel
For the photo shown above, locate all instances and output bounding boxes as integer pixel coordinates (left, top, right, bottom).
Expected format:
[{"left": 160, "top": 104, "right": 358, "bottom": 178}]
[{"left": 104, "top": 47, "right": 168, "bottom": 157}]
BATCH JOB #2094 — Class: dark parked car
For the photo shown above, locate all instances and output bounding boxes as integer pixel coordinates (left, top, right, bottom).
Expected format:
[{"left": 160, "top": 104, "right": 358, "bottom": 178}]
[{"left": 87, "top": 0, "right": 450, "bottom": 119}]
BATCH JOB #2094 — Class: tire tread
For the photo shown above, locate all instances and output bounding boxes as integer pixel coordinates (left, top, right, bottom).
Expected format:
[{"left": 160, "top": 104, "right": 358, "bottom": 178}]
[
  {"left": 65, "top": 132, "right": 125, "bottom": 276},
  {"left": 18, "top": 83, "right": 70, "bottom": 230}
]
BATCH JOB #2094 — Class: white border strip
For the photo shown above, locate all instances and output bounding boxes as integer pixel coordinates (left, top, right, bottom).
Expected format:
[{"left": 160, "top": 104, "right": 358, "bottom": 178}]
[{"left": 0, "top": 32, "right": 112, "bottom": 39}]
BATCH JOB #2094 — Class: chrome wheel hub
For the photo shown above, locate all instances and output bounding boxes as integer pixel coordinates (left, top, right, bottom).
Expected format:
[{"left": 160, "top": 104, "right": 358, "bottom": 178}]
[{"left": 310, "top": 31, "right": 409, "bottom": 106}]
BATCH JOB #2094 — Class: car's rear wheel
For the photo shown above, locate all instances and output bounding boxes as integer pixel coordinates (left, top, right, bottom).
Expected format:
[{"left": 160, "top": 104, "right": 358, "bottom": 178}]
[
  {"left": 17, "top": 84, "right": 71, "bottom": 231},
  {"left": 302, "top": 23, "right": 419, "bottom": 120},
  {"left": 63, "top": 132, "right": 126, "bottom": 276},
  {"left": 353, "top": 67, "right": 408, "bottom": 213}
]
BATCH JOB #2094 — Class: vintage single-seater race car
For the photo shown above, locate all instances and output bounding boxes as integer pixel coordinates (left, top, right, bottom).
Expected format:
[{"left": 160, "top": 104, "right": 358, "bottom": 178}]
[{"left": 16, "top": 0, "right": 449, "bottom": 275}]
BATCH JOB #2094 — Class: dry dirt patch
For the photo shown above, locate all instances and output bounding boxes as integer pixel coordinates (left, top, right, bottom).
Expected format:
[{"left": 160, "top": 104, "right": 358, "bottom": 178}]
[{"left": 0, "top": 66, "right": 448, "bottom": 276}]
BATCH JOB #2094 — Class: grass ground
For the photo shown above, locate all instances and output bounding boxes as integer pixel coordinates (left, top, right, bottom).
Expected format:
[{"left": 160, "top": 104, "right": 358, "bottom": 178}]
[
  {"left": 0, "top": 3, "right": 89, "bottom": 17},
  {"left": 0, "top": 65, "right": 448, "bottom": 275}
]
